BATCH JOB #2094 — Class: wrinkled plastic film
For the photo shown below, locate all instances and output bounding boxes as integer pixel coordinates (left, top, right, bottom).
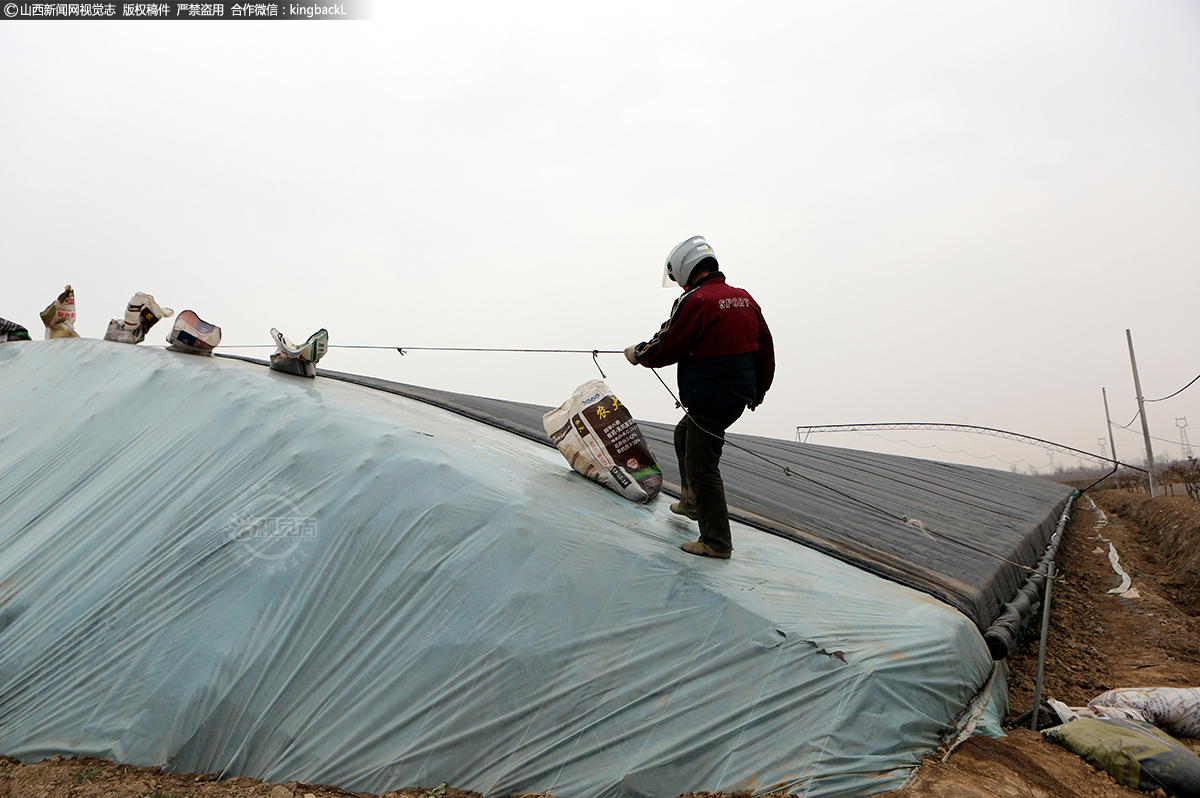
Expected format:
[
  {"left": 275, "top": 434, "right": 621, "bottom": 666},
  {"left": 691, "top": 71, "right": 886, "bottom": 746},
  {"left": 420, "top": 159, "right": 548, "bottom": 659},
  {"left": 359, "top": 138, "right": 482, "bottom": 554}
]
[{"left": 0, "top": 340, "right": 1020, "bottom": 798}]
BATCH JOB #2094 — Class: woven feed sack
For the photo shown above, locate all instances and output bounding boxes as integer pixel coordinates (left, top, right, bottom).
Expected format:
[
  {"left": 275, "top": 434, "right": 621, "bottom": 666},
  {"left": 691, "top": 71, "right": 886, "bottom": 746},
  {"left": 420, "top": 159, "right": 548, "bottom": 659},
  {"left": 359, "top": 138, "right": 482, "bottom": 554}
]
[
  {"left": 1043, "top": 717, "right": 1200, "bottom": 798},
  {"left": 1089, "top": 688, "right": 1200, "bottom": 739}
]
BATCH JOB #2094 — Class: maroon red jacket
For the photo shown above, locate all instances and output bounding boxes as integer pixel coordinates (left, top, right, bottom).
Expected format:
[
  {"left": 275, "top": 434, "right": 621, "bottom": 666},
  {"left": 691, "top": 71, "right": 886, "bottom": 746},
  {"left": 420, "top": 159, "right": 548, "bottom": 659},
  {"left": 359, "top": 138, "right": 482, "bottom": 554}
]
[{"left": 634, "top": 272, "right": 774, "bottom": 409}]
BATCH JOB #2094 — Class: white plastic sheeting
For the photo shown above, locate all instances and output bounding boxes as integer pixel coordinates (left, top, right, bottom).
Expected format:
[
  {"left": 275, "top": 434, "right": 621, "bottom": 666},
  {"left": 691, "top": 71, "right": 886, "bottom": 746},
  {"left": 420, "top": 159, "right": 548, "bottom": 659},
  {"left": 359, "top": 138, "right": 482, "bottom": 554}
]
[
  {"left": 1, "top": 339, "right": 1004, "bottom": 797},
  {"left": 321, "top": 366, "right": 1076, "bottom": 635}
]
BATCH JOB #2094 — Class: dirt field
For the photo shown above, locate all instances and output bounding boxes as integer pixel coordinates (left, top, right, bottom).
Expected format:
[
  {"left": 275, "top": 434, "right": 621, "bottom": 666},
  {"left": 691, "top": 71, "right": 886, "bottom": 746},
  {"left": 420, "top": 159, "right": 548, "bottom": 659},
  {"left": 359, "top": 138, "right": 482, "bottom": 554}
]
[
  {"left": 2, "top": 489, "right": 1198, "bottom": 798},
  {"left": 876, "top": 489, "right": 1200, "bottom": 798}
]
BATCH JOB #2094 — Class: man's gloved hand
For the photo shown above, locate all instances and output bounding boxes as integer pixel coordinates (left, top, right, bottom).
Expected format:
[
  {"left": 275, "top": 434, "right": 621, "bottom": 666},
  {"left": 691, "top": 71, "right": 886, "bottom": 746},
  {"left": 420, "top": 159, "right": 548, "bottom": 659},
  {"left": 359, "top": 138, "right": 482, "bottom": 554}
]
[{"left": 624, "top": 345, "right": 639, "bottom": 365}]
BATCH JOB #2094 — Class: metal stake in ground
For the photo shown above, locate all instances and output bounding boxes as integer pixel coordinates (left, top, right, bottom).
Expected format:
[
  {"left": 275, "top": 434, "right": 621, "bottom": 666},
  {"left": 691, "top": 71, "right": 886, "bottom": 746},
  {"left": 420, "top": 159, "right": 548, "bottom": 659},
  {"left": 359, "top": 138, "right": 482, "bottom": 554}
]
[{"left": 1030, "top": 560, "right": 1055, "bottom": 730}]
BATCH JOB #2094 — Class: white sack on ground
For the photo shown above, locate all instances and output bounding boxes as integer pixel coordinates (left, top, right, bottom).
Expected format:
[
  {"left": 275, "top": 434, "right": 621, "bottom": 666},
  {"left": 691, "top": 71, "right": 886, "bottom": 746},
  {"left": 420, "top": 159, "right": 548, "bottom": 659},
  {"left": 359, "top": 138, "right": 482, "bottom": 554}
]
[
  {"left": 1088, "top": 688, "right": 1200, "bottom": 738},
  {"left": 1046, "top": 698, "right": 1148, "bottom": 726},
  {"left": 0, "top": 339, "right": 1007, "bottom": 798}
]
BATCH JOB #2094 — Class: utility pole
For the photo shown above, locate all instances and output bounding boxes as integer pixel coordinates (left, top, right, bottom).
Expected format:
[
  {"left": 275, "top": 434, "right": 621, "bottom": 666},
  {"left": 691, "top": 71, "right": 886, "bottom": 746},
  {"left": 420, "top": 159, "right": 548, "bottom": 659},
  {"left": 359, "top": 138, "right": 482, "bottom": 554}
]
[
  {"left": 1098, "top": 437, "right": 1107, "bottom": 461},
  {"left": 1126, "top": 329, "right": 1159, "bottom": 497},
  {"left": 1102, "top": 387, "right": 1118, "bottom": 466},
  {"left": 1178, "top": 417, "right": 1192, "bottom": 459}
]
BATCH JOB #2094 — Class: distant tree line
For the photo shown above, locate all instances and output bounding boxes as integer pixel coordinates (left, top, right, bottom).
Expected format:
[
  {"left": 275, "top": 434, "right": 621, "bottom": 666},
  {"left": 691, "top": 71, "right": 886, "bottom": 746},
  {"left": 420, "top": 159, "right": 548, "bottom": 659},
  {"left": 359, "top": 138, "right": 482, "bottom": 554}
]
[
  {"left": 1033, "top": 455, "right": 1200, "bottom": 500},
  {"left": 1052, "top": 457, "right": 1200, "bottom": 499}
]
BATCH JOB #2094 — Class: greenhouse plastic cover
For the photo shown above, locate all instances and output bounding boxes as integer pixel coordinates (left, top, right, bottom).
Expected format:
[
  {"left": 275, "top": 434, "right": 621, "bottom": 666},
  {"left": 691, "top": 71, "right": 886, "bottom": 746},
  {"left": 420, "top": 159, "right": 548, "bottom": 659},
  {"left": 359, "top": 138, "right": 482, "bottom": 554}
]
[
  {"left": 0, "top": 339, "right": 1064, "bottom": 797},
  {"left": 316, "top": 364, "right": 1075, "bottom": 635}
]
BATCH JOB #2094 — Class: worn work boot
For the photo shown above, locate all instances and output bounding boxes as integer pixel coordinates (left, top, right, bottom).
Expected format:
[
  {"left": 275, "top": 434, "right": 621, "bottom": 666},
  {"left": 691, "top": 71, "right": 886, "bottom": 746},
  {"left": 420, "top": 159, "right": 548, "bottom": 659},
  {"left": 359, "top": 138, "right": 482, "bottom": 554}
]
[
  {"left": 670, "top": 489, "right": 700, "bottom": 521},
  {"left": 680, "top": 540, "right": 731, "bottom": 559},
  {"left": 670, "top": 500, "right": 699, "bottom": 520}
]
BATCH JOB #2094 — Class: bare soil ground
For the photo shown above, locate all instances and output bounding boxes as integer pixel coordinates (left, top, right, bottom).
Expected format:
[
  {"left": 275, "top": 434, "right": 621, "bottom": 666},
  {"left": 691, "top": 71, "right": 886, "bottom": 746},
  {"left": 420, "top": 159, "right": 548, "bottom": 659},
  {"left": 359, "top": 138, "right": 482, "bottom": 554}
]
[
  {"left": 2, "top": 489, "right": 1198, "bottom": 798},
  {"left": 878, "top": 488, "right": 1200, "bottom": 798}
]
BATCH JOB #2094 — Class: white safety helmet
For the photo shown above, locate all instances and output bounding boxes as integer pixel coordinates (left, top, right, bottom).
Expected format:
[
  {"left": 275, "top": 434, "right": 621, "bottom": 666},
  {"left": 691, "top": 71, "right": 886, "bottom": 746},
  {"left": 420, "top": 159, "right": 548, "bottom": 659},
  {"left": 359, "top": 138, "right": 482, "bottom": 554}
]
[{"left": 662, "top": 235, "right": 717, "bottom": 288}]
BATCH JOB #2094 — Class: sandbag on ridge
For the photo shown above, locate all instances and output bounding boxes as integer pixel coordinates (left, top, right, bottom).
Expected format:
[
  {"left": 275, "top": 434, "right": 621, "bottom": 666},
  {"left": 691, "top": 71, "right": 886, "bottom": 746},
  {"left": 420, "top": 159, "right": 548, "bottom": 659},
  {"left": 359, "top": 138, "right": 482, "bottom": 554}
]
[
  {"left": 1, "top": 317, "right": 31, "bottom": 342},
  {"left": 167, "top": 310, "right": 222, "bottom": 356},
  {"left": 39, "top": 285, "right": 78, "bottom": 339},
  {"left": 104, "top": 292, "right": 173, "bottom": 345},
  {"left": 269, "top": 327, "right": 328, "bottom": 377}
]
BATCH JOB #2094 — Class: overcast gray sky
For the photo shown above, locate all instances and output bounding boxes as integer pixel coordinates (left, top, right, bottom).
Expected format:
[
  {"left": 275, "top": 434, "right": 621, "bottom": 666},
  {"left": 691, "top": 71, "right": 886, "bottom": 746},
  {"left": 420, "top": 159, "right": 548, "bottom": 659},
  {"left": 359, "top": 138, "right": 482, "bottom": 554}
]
[{"left": 2, "top": 1, "right": 1198, "bottom": 474}]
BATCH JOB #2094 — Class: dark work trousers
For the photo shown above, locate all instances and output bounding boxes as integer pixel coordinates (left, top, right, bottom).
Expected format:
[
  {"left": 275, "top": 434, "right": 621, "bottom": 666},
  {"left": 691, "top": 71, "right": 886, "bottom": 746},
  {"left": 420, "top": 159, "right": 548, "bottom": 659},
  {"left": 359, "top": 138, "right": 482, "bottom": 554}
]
[{"left": 673, "top": 403, "right": 745, "bottom": 554}]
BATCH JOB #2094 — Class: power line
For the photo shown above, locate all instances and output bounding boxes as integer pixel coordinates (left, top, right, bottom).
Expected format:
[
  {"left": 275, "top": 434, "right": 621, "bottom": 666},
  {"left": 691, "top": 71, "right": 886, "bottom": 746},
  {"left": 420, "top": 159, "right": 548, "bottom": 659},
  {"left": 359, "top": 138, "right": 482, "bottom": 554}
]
[
  {"left": 1111, "top": 423, "right": 1197, "bottom": 454},
  {"left": 1106, "top": 366, "right": 1200, "bottom": 427},
  {"left": 1118, "top": 409, "right": 1142, "bottom": 429},
  {"left": 1147, "top": 371, "right": 1200, "bottom": 403}
]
